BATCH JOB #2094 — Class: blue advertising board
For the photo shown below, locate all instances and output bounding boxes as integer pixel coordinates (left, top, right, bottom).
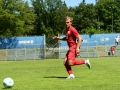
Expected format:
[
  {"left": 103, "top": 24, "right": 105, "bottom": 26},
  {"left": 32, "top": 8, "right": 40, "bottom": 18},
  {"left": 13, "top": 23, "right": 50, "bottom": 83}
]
[
  {"left": 0, "top": 36, "right": 44, "bottom": 49},
  {"left": 60, "top": 33, "right": 120, "bottom": 46}
]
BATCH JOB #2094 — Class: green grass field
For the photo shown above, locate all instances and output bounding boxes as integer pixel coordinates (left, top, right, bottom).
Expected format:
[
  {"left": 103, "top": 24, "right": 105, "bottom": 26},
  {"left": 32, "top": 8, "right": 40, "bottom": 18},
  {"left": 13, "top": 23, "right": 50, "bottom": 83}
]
[{"left": 0, "top": 57, "right": 120, "bottom": 90}]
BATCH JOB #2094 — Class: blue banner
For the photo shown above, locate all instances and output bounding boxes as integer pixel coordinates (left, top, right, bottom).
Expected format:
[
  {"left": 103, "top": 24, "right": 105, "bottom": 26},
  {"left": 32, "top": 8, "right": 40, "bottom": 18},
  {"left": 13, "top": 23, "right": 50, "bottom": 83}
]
[
  {"left": 60, "top": 33, "right": 120, "bottom": 46},
  {"left": 0, "top": 36, "right": 44, "bottom": 49}
]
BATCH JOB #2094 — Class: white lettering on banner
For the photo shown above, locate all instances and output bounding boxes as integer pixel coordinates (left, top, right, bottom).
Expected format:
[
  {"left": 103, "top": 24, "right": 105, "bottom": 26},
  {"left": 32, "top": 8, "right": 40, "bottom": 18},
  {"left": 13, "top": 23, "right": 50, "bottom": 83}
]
[
  {"left": 105, "top": 38, "right": 109, "bottom": 41},
  {"left": 18, "top": 40, "right": 34, "bottom": 44},
  {"left": 100, "top": 37, "right": 109, "bottom": 43},
  {"left": 94, "top": 40, "right": 98, "bottom": 42},
  {"left": 83, "top": 39, "right": 87, "bottom": 43},
  {"left": 82, "top": 40, "right": 98, "bottom": 43}
]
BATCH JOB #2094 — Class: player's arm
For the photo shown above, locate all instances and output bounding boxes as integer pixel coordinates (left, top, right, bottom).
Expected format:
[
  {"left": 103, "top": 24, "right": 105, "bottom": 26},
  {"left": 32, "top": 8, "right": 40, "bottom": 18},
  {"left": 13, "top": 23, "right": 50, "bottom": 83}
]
[
  {"left": 76, "top": 35, "right": 82, "bottom": 54},
  {"left": 53, "top": 36, "right": 67, "bottom": 41}
]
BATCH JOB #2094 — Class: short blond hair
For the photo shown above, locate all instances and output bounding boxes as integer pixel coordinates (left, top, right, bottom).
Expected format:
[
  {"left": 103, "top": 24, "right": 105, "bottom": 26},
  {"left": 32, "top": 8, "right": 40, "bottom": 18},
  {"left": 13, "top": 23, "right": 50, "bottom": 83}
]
[{"left": 66, "top": 16, "right": 73, "bottom": 22}]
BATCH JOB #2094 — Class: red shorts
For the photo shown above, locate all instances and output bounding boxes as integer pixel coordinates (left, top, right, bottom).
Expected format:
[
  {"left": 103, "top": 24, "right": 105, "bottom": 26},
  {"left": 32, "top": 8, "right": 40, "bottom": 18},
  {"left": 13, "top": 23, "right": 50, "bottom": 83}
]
[{"left": 66, "top": 48, "right": 77, "bottom": 61}]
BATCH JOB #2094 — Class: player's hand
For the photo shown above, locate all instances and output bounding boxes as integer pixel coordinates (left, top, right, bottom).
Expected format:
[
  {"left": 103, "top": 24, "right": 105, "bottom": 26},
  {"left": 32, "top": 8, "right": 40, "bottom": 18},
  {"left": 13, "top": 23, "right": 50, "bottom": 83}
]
[
  {"left": 76, "top": 48, "right": 80, "bottom": 55},
  {"left": 53, "top": 36, "right": 58, "bottom": 40}
]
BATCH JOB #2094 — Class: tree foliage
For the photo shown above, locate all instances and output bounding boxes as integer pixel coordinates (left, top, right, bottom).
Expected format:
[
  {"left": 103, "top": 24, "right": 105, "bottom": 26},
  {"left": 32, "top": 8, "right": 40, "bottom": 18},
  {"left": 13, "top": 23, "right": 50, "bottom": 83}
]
[
  {"left": 31, "top": 0, "right": 68, "bottom": 44},
  {"left": 0, "top": 0, "right": 35, "bottom": 37},
  {"left": 0, "top": 0, "right": 120, "bottom": 44}
]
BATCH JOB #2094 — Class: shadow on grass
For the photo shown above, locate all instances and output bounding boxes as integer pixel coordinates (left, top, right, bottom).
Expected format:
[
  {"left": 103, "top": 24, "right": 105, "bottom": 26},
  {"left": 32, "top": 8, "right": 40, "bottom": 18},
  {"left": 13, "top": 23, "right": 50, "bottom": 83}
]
[
  {"left": 2, "top": 87, "right": 12, "bottom": 89},
  {"left": 44, "top": 76, "right": 67, "bottom": 79}
]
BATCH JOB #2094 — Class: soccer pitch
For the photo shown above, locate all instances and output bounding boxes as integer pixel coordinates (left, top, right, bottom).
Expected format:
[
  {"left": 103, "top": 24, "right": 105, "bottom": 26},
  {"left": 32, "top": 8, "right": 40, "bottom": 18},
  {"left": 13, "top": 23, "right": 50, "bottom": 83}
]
[{"left": 0, "top": 57, "right": 120, "bottom": 90}]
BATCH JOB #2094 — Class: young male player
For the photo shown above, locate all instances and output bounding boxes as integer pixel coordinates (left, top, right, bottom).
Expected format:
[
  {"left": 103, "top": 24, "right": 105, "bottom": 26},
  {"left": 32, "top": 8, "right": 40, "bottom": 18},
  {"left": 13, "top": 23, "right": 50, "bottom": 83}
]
[
  {"left": 110, "top": 46, "right": 115, "bottom": 57},
  {"left": 53, "top": 16, "right": 91, "bottom": 79}
]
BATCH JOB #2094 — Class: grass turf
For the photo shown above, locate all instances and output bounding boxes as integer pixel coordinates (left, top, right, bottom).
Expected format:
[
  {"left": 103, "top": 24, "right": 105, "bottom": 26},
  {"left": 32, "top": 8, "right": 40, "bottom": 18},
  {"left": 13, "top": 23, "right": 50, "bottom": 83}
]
[{"left": 0, "top": 57, "right": 120, "bottom": 90}]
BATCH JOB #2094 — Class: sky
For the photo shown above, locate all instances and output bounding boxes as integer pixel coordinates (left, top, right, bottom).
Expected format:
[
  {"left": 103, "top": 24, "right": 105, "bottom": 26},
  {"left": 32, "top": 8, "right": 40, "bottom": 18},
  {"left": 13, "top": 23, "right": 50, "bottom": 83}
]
[
  {"left": 26, "top": 0, "right": 96, "bottom": 7},
  {"left": 62, "top": 0, "right": 96, "bottom": 7}
]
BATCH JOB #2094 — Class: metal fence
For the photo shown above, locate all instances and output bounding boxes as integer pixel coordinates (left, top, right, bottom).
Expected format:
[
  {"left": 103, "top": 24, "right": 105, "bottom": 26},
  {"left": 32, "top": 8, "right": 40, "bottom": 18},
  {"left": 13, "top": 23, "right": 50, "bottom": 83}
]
[
  {"left": 0, "top": 35, "right": 46, "bottom": 61},
  {"left": 59, "top": 45, "right": 120, "bottom": 58},
  {"left": 0, "top": 44, "right": 120, "bottom": 61},
  {"left": 0, "top": 44, "right": 45, "bottom": 61},
  {"left": 58, "top": 33, "right": 120, "bottom": 58},
  {"left": 0, "top": 34, "right": 120, "bottom": 61}
]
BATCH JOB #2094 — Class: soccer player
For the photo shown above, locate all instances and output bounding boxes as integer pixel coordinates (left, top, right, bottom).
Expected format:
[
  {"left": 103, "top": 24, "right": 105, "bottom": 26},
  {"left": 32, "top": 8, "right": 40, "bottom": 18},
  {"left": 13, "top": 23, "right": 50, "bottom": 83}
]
[
  {"left": 110, "top": 46, "right": 115, "bottom": 57},
  {"left": 53, "top": 16, "right": 91, "bottom": 79}
]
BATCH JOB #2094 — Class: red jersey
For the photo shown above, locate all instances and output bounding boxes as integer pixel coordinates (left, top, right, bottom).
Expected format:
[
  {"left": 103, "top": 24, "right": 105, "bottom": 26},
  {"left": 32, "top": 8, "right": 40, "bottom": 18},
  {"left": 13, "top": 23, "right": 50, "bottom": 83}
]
[
  {"left": 66, "top": 26, "right": 79, "bottom": 47},
  {"left": 110, "top": 46, "right": 114, "bottom": 51}
]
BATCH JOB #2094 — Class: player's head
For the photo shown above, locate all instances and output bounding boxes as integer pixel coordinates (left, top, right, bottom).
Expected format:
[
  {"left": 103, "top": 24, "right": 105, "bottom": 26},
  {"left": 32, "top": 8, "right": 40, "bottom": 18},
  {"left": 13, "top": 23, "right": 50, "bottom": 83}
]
[{"left": 65, "top": 16, "right": 73, "bottom": 28}]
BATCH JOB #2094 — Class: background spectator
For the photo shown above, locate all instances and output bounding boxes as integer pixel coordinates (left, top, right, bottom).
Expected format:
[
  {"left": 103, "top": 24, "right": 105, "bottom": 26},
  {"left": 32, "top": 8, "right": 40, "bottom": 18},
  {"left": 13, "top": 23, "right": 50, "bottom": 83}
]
[{"left": 110, "top": 46, "right": 115, "bottom": 57}]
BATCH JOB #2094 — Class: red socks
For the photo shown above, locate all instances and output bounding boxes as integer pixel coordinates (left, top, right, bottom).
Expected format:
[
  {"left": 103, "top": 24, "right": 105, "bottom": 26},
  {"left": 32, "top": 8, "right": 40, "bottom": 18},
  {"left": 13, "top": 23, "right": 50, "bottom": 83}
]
[
  {"left": 72, "top": 60, "right": 85, "bottom": 65},
  {"left": 64, "top": 60, "right": 85, "bottom": 75},
  {"left": 64, "top": 64, "right": 73, "bottom": 74}
]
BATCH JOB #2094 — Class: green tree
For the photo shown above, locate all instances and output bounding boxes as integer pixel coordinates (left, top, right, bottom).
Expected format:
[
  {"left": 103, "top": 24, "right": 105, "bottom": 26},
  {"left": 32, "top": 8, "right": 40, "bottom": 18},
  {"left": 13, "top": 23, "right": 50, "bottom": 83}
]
[
  {"left": 31, "top": 0, "right": 68, "bottom": 44},
  {"left": 74, "top": 3, "right": 97, "bottom": 34},
  {"left": 0, "top": 0, "right": 35, "bottom": 37},
  {"left": 96, "top": 0, "right": 120, "bottom": 33},
  {"left": 19, "top": 2, "right": 35, "bottom": 35},
  {"left": 113, "top": 0, "right": 120, "bottom": 32}
]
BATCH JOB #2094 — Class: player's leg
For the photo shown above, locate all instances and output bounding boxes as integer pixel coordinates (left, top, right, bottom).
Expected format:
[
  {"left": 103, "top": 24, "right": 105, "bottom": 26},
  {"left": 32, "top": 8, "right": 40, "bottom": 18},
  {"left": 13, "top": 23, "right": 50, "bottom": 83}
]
[
  {"left": 65, "top": 49, "right": 83, "bottom": 79},
  {"left": 64, "top": 59, "right": 75, "bottom": 79},
  {"left": 64, "top": 49, "right": 91, "bottom": 79},
  {"left": 112, "top": 51, "right": 114, "bottom": 57},
  {"left": 69, "top": 59, "right": 91, "bottom": 69},
  {"left": 67, "top": 49, "right": 91, "bottom": 69},
  {"left": 64, "top": 57, "right": 73, "bottom": 75},
  {"left": 64, "top": 52, "right": 75, "bottom": 79}
]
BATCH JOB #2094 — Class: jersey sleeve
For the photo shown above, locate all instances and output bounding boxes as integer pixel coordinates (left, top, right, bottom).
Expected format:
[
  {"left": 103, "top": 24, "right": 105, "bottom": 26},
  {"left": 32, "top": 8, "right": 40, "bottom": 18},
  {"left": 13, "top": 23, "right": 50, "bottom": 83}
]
[{"left": 71, "top": 27, "right": 79, "bottom": 37}]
